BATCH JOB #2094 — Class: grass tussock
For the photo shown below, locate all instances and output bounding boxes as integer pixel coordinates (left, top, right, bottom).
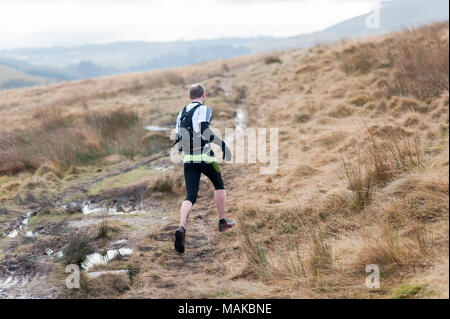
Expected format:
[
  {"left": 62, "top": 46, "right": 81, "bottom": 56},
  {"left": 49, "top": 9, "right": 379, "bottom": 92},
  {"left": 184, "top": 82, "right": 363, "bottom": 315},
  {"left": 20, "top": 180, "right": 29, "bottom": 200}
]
[
  {"left": 341, "top": 129, "right": 426, "bottom": 211},
  {"left": 272, "top": 244, "right": 307, "bottom": 280},
  {"left": 148, "top": 174, "right": 178, "bottom": 194},
  {"left": 265, "top": 55, "right": 282, "bottom": 65},
  {"left": 238, "top": 205, "right": 335, "bottom": 282},
  {"left": 358, "top": 224, "right": 410, "bottom": 273},
  {"left": 239, "top": 221, "right": 269, "bottom": 279},
  {"left": 392, "top": 24, "right": 450, "bottom": 101},
  {"left": 64, "top": 272, "right": 130, "bottom": 299},
  {"left": 341, "top": 155, "right": 376, "bottom": 211},
  {"left": 341, "top": 174, "right": 447, "bottom": 282},
  {"left": 308, "top": 228, "right": 333, "bottom": 276},
  {"left": 62, "top": 233, "right": 94, "bottom": 266},
  {"left": 83, "top": 273, "right": 130, "bottom": 298},
  {"left": 96, "top": 220, "right": 121, "bottom": 239},
  {"left": 341, "top": 45, "right": 376, "bottom": 75}
]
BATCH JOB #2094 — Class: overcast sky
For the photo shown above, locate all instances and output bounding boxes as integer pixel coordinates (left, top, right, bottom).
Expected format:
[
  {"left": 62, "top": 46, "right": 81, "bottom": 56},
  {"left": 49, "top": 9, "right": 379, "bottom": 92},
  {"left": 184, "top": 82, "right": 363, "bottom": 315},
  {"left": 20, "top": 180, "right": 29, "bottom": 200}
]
[{"left": 0, "top": 0, "right": 378, "bottom": 49}]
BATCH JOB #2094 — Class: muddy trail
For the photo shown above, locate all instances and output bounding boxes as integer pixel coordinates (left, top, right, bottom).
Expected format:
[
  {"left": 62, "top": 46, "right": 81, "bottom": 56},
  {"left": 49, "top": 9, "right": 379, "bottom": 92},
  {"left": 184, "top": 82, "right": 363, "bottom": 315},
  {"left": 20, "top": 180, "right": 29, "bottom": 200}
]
[{"left": 0, "top": 76, "right": 253, "bottom": 299}]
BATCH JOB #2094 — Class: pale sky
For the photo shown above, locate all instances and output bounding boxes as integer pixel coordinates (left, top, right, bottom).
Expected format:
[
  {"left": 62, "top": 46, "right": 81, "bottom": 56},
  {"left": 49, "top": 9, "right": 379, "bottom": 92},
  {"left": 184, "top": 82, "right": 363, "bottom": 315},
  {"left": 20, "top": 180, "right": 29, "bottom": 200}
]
[{"left": 0, "top": 0, "right": 378, "bottom": 49}]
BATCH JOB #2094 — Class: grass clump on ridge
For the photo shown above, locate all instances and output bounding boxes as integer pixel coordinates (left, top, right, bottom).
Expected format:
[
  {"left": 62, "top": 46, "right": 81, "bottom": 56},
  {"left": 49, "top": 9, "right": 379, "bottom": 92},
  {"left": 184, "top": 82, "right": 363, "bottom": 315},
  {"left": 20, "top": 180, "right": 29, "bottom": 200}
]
[
  {"left": 341, "top": 128, "right": 426, "bottom": 211},
  {"left": 338, "top": 22, "right": 449, "bottom": 101},
  {"left": 265, "top": 55, "right": 282, "bottom": 65}
]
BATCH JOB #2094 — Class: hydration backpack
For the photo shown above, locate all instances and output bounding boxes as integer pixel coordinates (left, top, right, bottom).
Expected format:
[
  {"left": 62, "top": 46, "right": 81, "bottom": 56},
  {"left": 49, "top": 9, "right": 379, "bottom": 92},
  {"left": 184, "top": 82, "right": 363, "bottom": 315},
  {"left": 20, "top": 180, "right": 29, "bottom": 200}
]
[{"left": 176, "top": 102, "right": 203, "bottom": 153}]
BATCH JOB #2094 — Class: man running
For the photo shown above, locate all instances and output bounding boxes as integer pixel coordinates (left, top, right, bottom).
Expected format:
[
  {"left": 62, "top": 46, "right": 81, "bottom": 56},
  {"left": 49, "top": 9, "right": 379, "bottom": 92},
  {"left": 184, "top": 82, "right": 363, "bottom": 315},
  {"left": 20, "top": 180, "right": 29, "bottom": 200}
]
[{"left": 173, "top": 83, "right": 236, "bottom": 253}]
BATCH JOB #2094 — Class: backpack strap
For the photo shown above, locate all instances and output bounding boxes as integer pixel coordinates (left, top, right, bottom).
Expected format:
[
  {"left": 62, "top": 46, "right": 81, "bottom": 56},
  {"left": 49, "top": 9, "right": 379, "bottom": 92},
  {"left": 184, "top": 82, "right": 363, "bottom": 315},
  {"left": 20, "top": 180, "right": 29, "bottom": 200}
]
[
  {"left": 174, "top": 103, "right": 202, "bottom": 147},
  {"left": 181, "top": 102, "right": 201, "bottom": 118},
  {"left": 187, "top": 102, "right": 202, "bottom": 115},
  {"left": 182, "top": 104, "right": 202, "bottom": 127}
]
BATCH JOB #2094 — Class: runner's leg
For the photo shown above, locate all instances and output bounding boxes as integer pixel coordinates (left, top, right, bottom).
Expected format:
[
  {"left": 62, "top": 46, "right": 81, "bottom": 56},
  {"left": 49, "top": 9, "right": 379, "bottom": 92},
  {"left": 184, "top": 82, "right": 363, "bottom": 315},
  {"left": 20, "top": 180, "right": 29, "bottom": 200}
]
[
  {"left": 180, "top": 163, "right": 201, "bottom": 228},
  {"left": 215, "top": 190, "right": 226, "bottom": 220},
  {"left": 201, "top": 162, "right": 226, "bottom": 220}
]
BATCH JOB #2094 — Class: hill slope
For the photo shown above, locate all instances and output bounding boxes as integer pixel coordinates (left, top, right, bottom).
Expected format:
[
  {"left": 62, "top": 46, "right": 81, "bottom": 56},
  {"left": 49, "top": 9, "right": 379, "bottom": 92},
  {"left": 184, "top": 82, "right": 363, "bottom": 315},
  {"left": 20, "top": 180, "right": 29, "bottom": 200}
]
[{"left": 0, "top": 22, "right": 448, "bottom": 299}]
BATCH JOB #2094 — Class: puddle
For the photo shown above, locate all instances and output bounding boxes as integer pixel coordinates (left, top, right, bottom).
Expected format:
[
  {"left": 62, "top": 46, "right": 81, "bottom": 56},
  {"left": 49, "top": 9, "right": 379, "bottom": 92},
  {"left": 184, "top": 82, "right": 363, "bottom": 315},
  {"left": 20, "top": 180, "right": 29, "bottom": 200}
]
[
  {"left": 82, "top": 204, "right": 108, "bottom": 215},
  {"left": 0, "top": 273, "right": 57, "bottom": 299},
  {"left": 154, "top": 164, "right": 174, "bottom": 172},
  {"left": 145, "top": 125, "right": 170, "bottom": 132},
  {"left": 0, "top": 274, "right": 38, "bottom": 289},
  {"left": 24, "top": 231, "right": 34, "bottom": 238},
  {"left": 20, "top": 212, "right": 33, "bottom": 230},
  {"left": 46, "top": 248, "right": 64, "bottom": 258},
  {"left": 235, "top": 107, "right": 247, "bottom": 132},
  {"left": 7, "top": 230, "right": 18, "bottom": 239},
  {"left": 86, "top": 270, "right": 130, "bottom": 279},
  {"left": 59, "top": 201, "right": 81, "bottom": 211},
  {"left": 81, "top": 201, "right": 148, "bottom": 215},
  {"left": 5, "top": 212, "right": 35, "bottom": 239},
  {"left": 114, "top": 239, "right": 127, "bottom": 245},
  {"left": 59, "top": 200, "right": 148, "bottom": 216},
  {"left": 81, "top": 248, "right": 133, "bottom": 271}
]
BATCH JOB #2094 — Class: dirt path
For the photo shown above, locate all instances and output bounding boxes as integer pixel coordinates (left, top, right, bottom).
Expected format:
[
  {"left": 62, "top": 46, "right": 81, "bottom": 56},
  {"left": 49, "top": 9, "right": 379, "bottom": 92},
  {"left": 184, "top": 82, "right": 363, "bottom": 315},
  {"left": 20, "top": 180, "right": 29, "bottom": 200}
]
[
  {"left": 121, "top": 76, "right": 255, "bottom": 298},
  {"left": 123, "top": 76, "right": 250, "bottom": 298}
]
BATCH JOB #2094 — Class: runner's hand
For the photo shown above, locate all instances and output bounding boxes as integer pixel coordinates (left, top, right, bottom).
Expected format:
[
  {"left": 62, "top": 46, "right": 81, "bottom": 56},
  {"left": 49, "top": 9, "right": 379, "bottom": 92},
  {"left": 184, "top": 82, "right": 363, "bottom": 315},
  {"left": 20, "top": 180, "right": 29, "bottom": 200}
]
[{"left": 223, "top": 144, "right": 232, "bottom": 162}]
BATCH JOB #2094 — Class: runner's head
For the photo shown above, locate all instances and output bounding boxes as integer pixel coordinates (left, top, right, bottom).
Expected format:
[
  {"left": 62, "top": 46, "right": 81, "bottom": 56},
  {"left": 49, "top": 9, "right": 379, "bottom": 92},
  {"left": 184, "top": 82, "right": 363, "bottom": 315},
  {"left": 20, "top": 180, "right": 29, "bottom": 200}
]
[{"left": 189, "top": 83, "right": 206, "bottom": 103}]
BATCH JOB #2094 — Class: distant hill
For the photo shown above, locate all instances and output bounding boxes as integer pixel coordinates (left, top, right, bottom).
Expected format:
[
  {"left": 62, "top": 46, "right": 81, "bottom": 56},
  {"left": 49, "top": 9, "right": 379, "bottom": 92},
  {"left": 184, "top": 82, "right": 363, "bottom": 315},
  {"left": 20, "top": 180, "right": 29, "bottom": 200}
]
[
  {"left": 256, "top": 0, "right": 449, "bottom": 51},
  {"left": 0, "top": 63, "right": 52, "bottom": 90},
  {"left": 0, "top": 38, "right": 265, "bottom": 70},
  {"left": 0, "top": 0, "right": 448, "bottom": 90},
  {"left": 0, "top": 38, "right": 262, "bottom": 90},
  {"left": 134, "top": 45, "right": 251, "bottom": 71}
]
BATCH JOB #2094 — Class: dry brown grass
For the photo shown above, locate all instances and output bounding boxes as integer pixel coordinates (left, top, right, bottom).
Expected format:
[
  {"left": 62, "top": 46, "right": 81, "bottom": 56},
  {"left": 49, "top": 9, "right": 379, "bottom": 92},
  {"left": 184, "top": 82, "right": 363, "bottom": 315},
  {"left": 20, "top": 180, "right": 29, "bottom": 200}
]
[
  {"left": 0, "top": 108, "right": 161, "bottom": 175},
  {"left": 340, "top": 44, "right": 376, "bottom": 75},
  {"left": 341, "top": 129, "right": 426, "bottom": 211},
  {"left": 96, "top": 220, "right": 122, "bottom": 239},
  {"left": 338, "top": 22, "right": 449, "bottom": 102},
  {"left": 149, "top": 174, "right": 175, "bottom": 193},
  {"left": 392, "top": 23, "right": 450, "bottom": 101},
  {"left": 229, "top": 22, "right": 449, "bottom": 298}
]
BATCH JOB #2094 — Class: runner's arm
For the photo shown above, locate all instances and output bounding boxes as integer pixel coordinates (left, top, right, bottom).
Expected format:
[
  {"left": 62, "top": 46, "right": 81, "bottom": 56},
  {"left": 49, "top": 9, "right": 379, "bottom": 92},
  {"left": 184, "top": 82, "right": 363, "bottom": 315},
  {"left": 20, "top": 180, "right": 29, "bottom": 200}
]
[
  {"left": 201, "top": 122, "right": 231, "bottom": 161},
  {"left": 172, "top": 111, "right": 183, "bottom": 149}
]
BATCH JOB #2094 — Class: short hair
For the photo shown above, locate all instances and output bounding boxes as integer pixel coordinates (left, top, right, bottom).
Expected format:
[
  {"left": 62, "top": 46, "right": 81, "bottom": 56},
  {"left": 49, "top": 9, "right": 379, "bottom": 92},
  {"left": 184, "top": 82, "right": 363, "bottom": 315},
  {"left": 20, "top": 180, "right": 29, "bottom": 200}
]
[{"left": 189, "top": 83, "right": 205, "bottom": 99}]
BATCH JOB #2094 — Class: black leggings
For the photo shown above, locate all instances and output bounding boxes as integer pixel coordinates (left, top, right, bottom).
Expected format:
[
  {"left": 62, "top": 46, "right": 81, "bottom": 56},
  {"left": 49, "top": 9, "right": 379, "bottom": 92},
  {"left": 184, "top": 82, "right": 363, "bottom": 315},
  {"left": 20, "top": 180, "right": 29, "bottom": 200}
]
[{"left": 184, "top": 161, "right": 224, "bottom": 205}]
